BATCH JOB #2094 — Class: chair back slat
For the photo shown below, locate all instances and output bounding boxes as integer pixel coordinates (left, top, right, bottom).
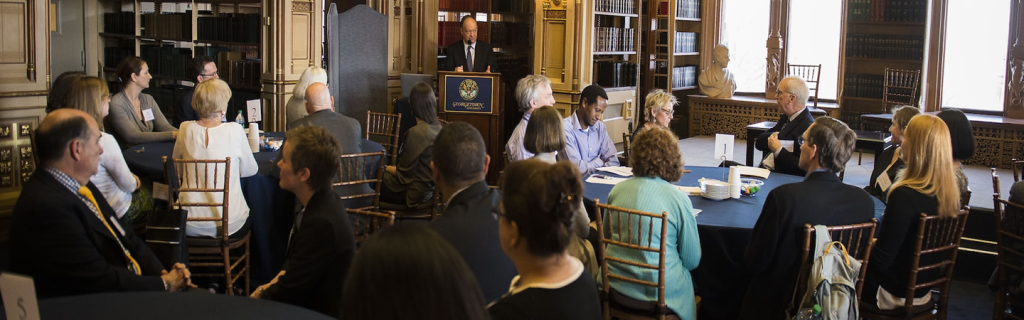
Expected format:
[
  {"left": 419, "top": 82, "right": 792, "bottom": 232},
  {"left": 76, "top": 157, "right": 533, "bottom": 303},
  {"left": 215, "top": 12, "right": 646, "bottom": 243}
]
[
  {"left": 794, "top": 219, "right": 877, "bottom": 310},
  {"left": 346, "top": 208, "right": 395, "bottom": 245},
  {"left": 902, "top": 210, "right": 969, "bottom": 317},
  {"left": 335, "top": 151, "right": 386, "bottom": 211},
  {"left": 162, "top": 156, "right": 232, "bottom": 238},
  {"left": 365, "top": 111, "right": 401, "bottom": 166},
  {"left": 883, "top": 68, "right": 921, "bottom": 111},
  {"left": 595, "top": 200, "right": 671, "bottom": 318}
]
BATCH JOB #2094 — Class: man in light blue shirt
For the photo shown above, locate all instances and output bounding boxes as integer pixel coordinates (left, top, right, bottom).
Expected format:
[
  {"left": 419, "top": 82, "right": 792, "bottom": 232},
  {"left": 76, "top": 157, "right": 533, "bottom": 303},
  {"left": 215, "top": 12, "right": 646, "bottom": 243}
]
[
  {"left": 563, "top": 85, "right": 619, "bottom": 175},
  {"left": 505, "top": 75, "right": 556, "bottom": 162}
]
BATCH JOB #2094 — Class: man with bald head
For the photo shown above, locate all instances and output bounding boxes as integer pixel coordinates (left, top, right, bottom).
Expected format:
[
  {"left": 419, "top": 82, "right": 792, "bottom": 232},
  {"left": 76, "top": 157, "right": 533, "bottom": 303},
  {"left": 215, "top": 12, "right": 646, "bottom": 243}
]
[
  {"left": 287, "top": 82, "right": 362, "bottom": 155},
  {"left": 10, "top": 109, "right": 192, "bottom": 297},
  {"left": 442, "top": 16, "right": 497, "bottom": 73}
]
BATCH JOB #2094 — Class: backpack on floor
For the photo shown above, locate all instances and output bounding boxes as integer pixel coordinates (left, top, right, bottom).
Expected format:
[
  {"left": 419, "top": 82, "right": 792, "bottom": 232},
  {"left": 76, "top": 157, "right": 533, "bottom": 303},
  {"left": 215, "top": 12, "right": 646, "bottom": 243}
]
[{"left": 791, "top": 225, "right": 861, "bottom": 320}]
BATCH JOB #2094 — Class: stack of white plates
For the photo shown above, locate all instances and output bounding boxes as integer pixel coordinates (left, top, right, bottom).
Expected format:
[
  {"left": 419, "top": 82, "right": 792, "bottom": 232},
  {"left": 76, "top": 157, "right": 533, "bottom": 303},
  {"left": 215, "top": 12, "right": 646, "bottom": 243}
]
[{"left": 698, "top": 178, "right": 731, "bottom": 201}]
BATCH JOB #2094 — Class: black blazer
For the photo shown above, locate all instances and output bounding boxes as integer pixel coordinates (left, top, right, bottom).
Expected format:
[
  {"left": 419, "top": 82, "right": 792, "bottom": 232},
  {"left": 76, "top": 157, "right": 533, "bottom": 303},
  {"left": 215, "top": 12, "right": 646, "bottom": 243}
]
[
  {"left": 755, "top": 108, "right": 814, "bottom": 176},
  {"left": 442, "top": 40, "right": 497, "bottom": 73},
  {"left": 739, "top": 171, "right": 875, "bottom": 319},
  {"left": 9, "top": 169, "right": 167, "bottom": 298},
  {"left": 261, "top": 187, "right": 355, "bottom": 318},
  {"left": 176, "top": 86, "right": 198, "bottom": 125},
  {"left": 864, "top": 145, "right": 902, "bottom": 202},
  {"left": 429, "top": 181, "right": 517, "bottom": 303}
]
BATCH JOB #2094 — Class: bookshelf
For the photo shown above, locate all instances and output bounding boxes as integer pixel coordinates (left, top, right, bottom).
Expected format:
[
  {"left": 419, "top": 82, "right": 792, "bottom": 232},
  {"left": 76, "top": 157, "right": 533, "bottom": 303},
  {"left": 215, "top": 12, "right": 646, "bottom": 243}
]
[
  {"left": 639, "top": 0, "right": 701, "bottom": 133},
  {"left": 591, "top": 0, "right": 640, "bottom": 92},
  {"left": 839, "top": 0, "right": 926, "bottom": 129},
  {"left": 98, "top": 0, "right": 262, "bottom": 125}
]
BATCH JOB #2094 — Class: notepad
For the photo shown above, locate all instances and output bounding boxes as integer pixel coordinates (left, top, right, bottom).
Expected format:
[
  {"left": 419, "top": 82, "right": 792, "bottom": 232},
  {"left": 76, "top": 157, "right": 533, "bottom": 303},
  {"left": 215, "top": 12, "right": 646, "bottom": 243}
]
[
  {"left": 585, "top": 175, "right": 628, "bottom": 185},
  {"left": 677, "top": 186, "right": 702, "bottom": 196},
  {"left": 735, "top": 166, "right": 771, "bottom": 179},
  {"left": 596, "top": 166, "right": 633, "bottom": 176}
]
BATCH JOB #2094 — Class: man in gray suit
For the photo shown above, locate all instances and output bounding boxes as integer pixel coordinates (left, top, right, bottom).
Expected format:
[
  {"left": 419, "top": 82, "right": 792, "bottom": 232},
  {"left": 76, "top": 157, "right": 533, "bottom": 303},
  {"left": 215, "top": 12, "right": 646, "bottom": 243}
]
[{"left": 287, "top": 82, "right": 362, "bottom": 155}]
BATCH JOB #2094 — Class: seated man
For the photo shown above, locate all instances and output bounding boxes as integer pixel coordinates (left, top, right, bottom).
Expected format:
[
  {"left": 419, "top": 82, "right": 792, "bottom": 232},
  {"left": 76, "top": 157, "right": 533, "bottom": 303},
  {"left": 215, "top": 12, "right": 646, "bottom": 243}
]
[
  {"left": 754, "top": 75, "right": 814, "bottom": 176},
  {"left": 740, "top": 116, "right": 875, "bottom": 319},
  {"left": 428, "top": 122, "right": 516, "bottom": 303},
  {"left": 563, "top": 84, "right": 619, "bottom": 176},
  {"left": 505, "top": 74, "right": 556, "bottom": 162},
  {"left": 10, "top": 109, "right": 191, "bottom": 298},
  {"left": 178, "top": 55, "right": 218, "bottom": 125},
  {"left": 252, "top": 125, "right": 355, "bottom": 319}
]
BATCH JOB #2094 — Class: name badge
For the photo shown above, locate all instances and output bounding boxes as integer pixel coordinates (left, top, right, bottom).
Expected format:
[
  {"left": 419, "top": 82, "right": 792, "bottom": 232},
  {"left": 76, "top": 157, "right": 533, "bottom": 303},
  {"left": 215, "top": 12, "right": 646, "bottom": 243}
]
[
  {"left": 876, "top": 173, "right": 893, "bottom": 192},
  {"left": 779, "top": 140, "right": 795, "bottom": 152},
  {"left": 142, "top": 109, "right": 155, "bottom": 122},
  {"left": 109, "top": 215, "right": 127, "bottom": 236}
]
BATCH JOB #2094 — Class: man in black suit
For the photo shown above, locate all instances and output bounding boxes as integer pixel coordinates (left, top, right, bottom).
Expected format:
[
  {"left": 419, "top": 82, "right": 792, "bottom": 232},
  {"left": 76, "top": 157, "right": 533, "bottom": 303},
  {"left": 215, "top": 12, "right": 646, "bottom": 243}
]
[
  {"left": 442, "top": 16, "right": 497, "bottom": 73},
  {"left": 428, "top": 122, "right": 516, "bottom": 303},
  {"left": 177, "top": 55, "right": 218, "bottom": 125},
  {"left": 740, "top": 116, "right": 875, "bottom": 319},
  {"left": 755, "top": 75, "right": 815, "bottom": 176},
  {"left": 252, "top": 125, "right": 355, "bottom": 319},
  {"left": 9, "top": 109, "right": 191, "bottom": 298}
]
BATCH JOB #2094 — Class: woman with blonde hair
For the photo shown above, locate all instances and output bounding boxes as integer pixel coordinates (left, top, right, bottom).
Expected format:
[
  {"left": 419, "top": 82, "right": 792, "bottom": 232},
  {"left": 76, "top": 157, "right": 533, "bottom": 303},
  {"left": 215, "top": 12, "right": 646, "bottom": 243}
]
[
  {"left": 286, "top": 66, "right": 328, "bottom": 124},
  {"left": 634, "top": 89, "right": 677, "bottom": 139},
  {"left": 64, "top": 76, "right": 148, "bottom": 224},
  {"left": 864, "top": 114, "right": 959, "bottom": 310},
  {"left": 172, "top": 79, "right": 258, "bottom": 237}
]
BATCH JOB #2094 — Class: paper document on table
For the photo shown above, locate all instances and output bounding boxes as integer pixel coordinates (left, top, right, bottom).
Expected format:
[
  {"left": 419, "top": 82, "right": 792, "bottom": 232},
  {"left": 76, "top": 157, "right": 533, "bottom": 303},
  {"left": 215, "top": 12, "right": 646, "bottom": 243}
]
[
  {"left": 596, "top": 166, "right": 633, "bottom": 176},
  {"left": 693, "top": 209, "right": 702, "bottom": 217},
  {"left": 735, "top": 166, "right": 771, "bottom": 179},
  {"left": 677, "top": 186, "right": 702, "bottom": 196},
  {"left": 586, "top": 175, "right": 628, "bottom": 185}
]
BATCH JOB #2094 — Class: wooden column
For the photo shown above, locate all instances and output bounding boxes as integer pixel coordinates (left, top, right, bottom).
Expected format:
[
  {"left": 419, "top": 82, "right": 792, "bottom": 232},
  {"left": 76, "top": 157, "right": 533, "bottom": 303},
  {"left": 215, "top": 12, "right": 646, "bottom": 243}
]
[
  {"left": 1006, "top": 0, "right": 1024, "bottom": 118},
  {"left": 765, "top": 0, "right": 785, "bottom": 98}
]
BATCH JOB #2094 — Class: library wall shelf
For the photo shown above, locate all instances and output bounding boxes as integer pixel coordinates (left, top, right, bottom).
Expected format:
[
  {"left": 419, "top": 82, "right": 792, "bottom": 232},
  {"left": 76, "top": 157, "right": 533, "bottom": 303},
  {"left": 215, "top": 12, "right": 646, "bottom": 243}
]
[
  {"left": 595, "top": 11, "right": 639, "bottom": 18},
  {"left": 674, "top": 52, "right": 699, "bottom": 56},
  {"left": 848, "top": 20, "right": 925, "bottom": 27},
  {"left": 673, "top": 85, "right": 697, "bottom": 91},
  {"left": 193, "top": 40, "right": 260, "bottom": 47},
  {"left": 99, "top": 33, "right": 136, "bottom": 39},
  {"left": 676, "top": 17, "right": 700, "bottom": 22},
  {"left": 605, "top": 86, "right": 638, "bottom": 93},
  {"left": 845, "top": 57, "right": 922, "bottom": 64},
  {"left": 138, "top": 36, "right": 192, "bottom": 43},
  {"left": 843, "top": 96, "right": 883, "bottom": 103},
  {"left": 594, "top": 51, "right": 638, "bottom": 55}
]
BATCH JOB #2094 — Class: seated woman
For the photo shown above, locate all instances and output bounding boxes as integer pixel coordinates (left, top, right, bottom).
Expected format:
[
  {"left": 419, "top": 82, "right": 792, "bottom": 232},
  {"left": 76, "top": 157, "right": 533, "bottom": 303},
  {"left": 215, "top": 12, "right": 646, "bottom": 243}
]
[
  {"left": 342, "top": 225, "right": 488, "bottom": 320},
  {"left": 490, "top": 159, "right": 601, "bottom": 320},
  {"left": 864, "top": 114, "right": 960, "bottom": 310},
  {"left": 864, "top": 105, "right": 919, "bottom": 202},
  {"left": 285, "top": 66, "right": 327, "bottom": 124},
  {"left": 106, "top": 57, "right": 177, "bottom": 149},
  {"left": 46, "top": 71, "right": 85, "bottom": 113},
  {"left": 606, "top": 126, "right": 700, "bottom": 319},
  {"left": 632, "top": 89, "right": 677, "bottom": 140},
  {"left": 172, "top": 79, "right": 258, "bottom": 237},
  {"left": 524, "top": 105, "right": 596, "bottom": 277},
  {"left": 937, "top": 109, "right": 975, "bottom": 206},
  {"left": 64, "top": 76, "right": 150, "bottom": 225},
  {"left": 381, "top": 82, "right": 442, "bottom": 208}
]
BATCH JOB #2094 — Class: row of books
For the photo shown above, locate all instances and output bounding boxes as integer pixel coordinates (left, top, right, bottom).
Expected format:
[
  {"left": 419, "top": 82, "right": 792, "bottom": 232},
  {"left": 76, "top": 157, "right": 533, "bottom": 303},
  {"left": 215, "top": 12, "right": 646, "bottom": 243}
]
[
  {"left": 594, "top": 27, "right": 636, "bottom": 53},
  {"left": 491, "top": 0, "right": 530, "bottom": 14},
  {"left": 103, "top": 12, "right": 135, "bottom": 34},
  {"left": 197, "top": 14, "right": 261, "bottom": 44},
  {"left": 847, "top": 0, "right": 926, "bottom": 22},
  {"left": 141, "top": 13, "right": 192, "bottom": 40},
  {"left": 843, "top": 73, "right": 885, "bottom": 99},
  {"left": 846, "top": 34, "right": 923, "bottom": 60},
  {"left": 103, "top": 47, "right": 134, "bottom": 69},
  {"left": 495, "top": 54, "right": 531, "bottom": 88},
  {"left": 438, "top": 22, "right": 490, "bottom": 52},
  {"left": 674, "top": 32, "right": 697, "bottom": 54},
  {"left": 438, "top": 0, "right": 488, "bottom": 13},
  {"left": 595, "top": 62, "right": 638, "bottom": 88},
  {"left": 221, "top": 58, "right": 262, "bottom": 88},
  {"left": 490, "top": 22, "right": 530, "bottom": 48},
  {"left": 657, "top": 0, "right": 700, "bottom": 19},
  {"left": 140, "top": 45, "right": 193, "bottom": 79},
  {"left": 665, "top": 66, "right": 697, "bottom": 89},
  {"left": 595, "top": 0, "right": 636, "bottom": 15},
  {"left": 144, "top": 84, "right": 261, "bottom": 126}
]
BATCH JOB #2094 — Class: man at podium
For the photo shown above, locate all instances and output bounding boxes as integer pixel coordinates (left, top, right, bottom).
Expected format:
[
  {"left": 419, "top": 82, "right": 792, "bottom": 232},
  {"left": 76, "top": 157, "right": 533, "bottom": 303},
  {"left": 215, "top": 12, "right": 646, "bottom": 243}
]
[{"left": 442, "top": 16, "right": 496, "bottom": 73}]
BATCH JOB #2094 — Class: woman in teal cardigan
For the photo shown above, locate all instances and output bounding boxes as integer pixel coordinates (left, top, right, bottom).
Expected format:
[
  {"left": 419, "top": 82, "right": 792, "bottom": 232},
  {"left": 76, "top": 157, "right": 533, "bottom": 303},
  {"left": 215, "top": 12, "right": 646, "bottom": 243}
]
[{"left": 606, "top": 125, "right": 702, "bottom": 319}]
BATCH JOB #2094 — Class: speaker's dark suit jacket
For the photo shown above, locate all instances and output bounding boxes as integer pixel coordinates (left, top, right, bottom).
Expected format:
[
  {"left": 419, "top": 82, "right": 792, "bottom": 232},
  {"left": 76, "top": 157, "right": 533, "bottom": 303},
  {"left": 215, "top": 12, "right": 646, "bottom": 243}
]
[
  {"left": 442, "top": 40, "right": 497, "bottom": 73},
  {"left": 261, "top": 187, "right": 355, "bottom": 318},
  {"left": 739, "top": 171, "right": 875, "bottom": 319},
  {"left": 429, "top": 181, "right": 517, "bottom": 303},
  {"left": 755, "top": 107, "right": 814, "bottom": 177},
  {"left": 9, "top": 169, "right": 166, "bottom": 298}
]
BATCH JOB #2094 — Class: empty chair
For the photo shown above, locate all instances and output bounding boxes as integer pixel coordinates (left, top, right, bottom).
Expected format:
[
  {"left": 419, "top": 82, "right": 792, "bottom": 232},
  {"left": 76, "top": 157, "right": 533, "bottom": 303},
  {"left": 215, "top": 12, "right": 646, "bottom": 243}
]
[{"left": 787, "top": 64, "right": 822, "bottom": 107}]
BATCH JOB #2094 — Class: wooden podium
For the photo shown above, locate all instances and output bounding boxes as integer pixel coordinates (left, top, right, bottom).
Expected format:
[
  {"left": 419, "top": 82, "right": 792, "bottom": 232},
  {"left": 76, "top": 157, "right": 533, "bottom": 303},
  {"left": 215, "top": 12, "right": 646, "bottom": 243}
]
[{"left": 438, "top": 71, "right": 503, "bottom": 185}]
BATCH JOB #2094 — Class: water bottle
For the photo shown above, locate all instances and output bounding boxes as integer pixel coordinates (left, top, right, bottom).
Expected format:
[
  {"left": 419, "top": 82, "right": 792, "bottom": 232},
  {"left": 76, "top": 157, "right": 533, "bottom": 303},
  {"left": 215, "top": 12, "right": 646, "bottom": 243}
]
[
  {"left": 235, "top": 111, "right": 245, "bottom": 128},
  {"left": 796, "top": 304, "right": 822, "bottom": 320}
]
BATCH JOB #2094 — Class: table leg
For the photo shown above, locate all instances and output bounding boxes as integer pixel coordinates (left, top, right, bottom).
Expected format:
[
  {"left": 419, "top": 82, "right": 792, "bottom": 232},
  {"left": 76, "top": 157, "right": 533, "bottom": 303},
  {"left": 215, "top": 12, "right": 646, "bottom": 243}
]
[{"left": 745, "top": 128, "right": 756, "bottom": 166}]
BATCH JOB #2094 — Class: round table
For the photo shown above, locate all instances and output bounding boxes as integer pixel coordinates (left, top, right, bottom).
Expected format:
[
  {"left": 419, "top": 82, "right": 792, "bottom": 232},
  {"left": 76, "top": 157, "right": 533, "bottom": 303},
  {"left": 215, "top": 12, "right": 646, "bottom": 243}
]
[
  {"left": 583, "top": 166, "right": 884, "bottom": 320},
  {"left": 36, "top": 292, "right": 334, "bottom": 320}
]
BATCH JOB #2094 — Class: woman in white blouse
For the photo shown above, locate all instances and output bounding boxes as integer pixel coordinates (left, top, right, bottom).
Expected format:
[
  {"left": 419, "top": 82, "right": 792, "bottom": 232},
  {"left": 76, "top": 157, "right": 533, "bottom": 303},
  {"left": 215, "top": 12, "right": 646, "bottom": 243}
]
[
  {"left": 172, "top": 79, "right": 258, "bottom": 237},
  {"left": 64, "top": 76, "right": 147, "bottom": 223}
]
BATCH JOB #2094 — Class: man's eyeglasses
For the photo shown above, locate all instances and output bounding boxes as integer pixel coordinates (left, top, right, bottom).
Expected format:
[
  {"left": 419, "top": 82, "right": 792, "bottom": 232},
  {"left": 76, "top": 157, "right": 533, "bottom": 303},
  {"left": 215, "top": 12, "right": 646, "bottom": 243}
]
[
  {"left": 200, "top": 71, "right": 219, "bottom": 78},
  {"left": 491, "top": 207, "right": 506, "bottom": 221}
]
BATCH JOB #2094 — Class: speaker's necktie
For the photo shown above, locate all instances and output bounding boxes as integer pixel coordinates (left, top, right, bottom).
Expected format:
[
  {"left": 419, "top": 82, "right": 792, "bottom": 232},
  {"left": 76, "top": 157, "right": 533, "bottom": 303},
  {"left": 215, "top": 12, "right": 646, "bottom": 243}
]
[{"left": 466, "top": 45, "right": 474, "bottom": 72}]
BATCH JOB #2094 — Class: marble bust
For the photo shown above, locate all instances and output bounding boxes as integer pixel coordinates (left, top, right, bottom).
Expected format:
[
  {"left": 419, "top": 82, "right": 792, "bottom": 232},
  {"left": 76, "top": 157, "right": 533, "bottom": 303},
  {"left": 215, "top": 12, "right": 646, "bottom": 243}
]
[{"left": 699, "top": 45, "right": 738, "bottom": 99}]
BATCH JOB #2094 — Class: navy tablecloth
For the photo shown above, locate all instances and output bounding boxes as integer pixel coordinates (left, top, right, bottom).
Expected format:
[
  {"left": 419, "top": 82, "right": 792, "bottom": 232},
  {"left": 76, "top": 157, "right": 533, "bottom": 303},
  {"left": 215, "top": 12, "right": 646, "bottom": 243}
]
[
  {"left": 122, "top": 135, "right": 385, "bottom": 288},
  {"left": 30, "top": 292, "right": 334, "bottom": 320},
  {"left": 583, "top": 166, "right": 884, "bottom": 320}
]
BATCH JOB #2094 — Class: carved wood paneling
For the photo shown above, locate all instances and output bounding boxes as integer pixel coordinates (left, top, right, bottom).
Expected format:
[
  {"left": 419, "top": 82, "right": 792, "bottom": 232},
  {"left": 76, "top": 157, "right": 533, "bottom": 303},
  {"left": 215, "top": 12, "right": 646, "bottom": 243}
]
[
  {"left": 1005, "top": 0, "right": 1024, "bottom": 118},
  {"left": 688, "top": 96, "right": 785, "bottom": 139},
  {"left": 291, "top": 13, "right": 311, "bottom": 66},
  {"left": 0, "top": 3, "right": 26, "bottom": 64},
  {"left": 964, "top": 124, "right": 1024, "bottom": 169},
  {"left": 765, "top": 0, "right": 784, "bottom": 97}
]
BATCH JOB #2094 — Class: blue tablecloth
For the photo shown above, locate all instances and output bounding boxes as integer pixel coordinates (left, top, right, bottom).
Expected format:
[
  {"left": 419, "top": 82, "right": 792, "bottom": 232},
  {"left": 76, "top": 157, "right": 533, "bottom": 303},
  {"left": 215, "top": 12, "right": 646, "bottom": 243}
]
[
  {"left": 583, "top": 166, "right": 884, "bottom": 320},
  {"left": 20, "top": 292, "right": 334, "bottom": 320},
  {"left": 122, "top": 135, "right": 385, "bottom": 288}
]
